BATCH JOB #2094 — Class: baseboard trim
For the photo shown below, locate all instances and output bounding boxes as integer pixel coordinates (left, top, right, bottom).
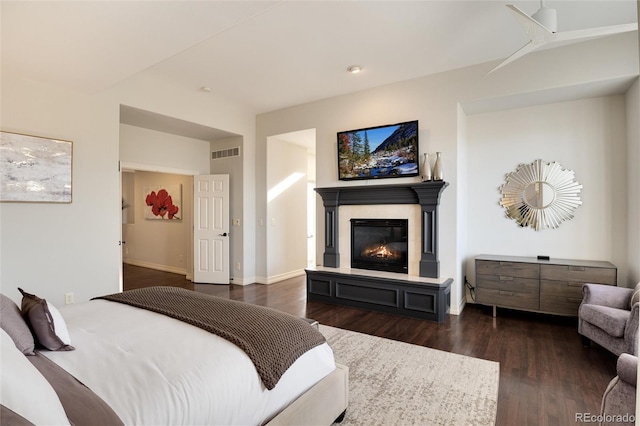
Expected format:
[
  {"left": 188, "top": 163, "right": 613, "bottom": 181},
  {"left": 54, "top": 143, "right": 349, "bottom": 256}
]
[
  {"left": 256, "top": 269, "right": 306, "bottom": 285},
  {"left": 124, "top": 259, "right": 187, "bottom": 276},
  {"left": 450, "top": 295, "right": 466, "bottom": 316},
  {"left": 229, "top": 276, "right": 254, "bottom": 286}
]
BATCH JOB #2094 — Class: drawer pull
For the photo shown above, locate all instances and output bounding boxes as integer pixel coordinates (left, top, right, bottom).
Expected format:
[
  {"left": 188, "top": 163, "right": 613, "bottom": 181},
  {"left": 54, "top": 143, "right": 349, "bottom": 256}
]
[
  {"left": 499, "top": 276, "right": 514, "bottom": 281},
  {"left": 568, "top": 266, "right": 586, "bottom": 272},
  {"left": 567, "top": 298, "right": 583, "bottom": 303},
  {"left": 499, "top": 290, "right": 515, "bottom": 296}
]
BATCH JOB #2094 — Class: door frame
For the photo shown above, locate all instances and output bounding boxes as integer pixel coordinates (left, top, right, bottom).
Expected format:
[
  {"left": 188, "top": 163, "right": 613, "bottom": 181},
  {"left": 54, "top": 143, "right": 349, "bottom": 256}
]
[{"left": 119, "top": 162, "right": 200, "bottom": 288}]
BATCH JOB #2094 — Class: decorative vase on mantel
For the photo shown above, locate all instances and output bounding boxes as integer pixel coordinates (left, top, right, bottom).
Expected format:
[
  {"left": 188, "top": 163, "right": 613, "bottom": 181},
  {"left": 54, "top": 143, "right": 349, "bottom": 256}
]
[
  {"left": 432, "top": 152, "right": 443, "bottom": 181},
  {"left": 421, "top": 153, "right": 432, "bottom": 181}
]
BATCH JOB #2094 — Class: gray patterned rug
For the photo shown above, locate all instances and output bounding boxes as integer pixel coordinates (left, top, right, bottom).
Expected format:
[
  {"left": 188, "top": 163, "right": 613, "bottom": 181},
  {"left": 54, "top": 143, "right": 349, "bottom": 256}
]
[{"left": 320, "top": 325, "right": 499, "bottom": 426}]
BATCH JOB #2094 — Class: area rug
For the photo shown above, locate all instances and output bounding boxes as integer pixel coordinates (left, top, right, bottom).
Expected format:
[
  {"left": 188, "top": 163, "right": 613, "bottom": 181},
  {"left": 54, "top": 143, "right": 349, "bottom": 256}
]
[{"left": 320, "top": 325, "right": 499, "bottom": 426}]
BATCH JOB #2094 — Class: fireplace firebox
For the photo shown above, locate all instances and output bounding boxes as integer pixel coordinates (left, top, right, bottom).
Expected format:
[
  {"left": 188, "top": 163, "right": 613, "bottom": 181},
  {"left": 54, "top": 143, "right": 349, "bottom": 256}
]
[{"left": 350, "top": 219, "right": 408, "bottom": 274}]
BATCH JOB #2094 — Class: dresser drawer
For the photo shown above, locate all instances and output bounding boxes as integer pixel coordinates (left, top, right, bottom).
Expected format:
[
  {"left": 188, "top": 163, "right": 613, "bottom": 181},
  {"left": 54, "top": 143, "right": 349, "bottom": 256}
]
[
  {"left": 540, "top": 280, "right": 583, "bottom": 299},
  {"left": 476, "top": 260, "right": 539, "bottom": 279},
  {"left": 477, "top": 287, "right": 540, "bottom": 311},
  {"left": 540, "top": 294, "right": 583, "bottom": 316},
  {"left": 540, "top": 264, "right": 616, "bottom": 285},
  {"left": 539, "top": 280, "right": 586, "bottom": 316},
  {"left": 477, "top": 275, "right": 539, "bottom": 294}
]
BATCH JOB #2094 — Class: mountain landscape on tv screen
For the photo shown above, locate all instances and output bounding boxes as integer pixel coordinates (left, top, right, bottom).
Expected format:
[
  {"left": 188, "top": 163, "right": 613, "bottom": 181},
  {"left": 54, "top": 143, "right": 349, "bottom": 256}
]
[{"left": 338, "top": 121, "right": 418, "bottom": 180}]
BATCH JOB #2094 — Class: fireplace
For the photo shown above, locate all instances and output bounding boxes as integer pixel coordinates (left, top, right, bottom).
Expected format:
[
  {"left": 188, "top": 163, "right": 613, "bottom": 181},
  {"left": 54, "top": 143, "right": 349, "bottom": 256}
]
[
  {"left": 316, "top": 181, "right": 448, "bottom": 278},
  {"left": 350, "top": 219, "right": 408, "bottom": 274}
]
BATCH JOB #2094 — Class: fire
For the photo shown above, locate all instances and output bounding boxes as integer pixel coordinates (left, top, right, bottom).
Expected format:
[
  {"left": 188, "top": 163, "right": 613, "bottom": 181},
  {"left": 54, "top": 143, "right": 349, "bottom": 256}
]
[{"left": 362, "top": 244, "right": 399, "bottom": 260}]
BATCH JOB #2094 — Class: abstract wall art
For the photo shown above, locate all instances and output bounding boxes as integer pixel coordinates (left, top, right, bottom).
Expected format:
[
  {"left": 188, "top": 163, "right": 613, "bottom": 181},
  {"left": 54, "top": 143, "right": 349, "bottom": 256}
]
[{"left": 0, "top": 131, "right": 73, "bottom": 203}]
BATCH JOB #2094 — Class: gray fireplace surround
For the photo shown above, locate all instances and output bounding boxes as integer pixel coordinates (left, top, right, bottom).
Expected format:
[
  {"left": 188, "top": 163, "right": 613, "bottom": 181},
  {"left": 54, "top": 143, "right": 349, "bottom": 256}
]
[
  {"left": 308, "top": 181, "right": 451, "bottom": 322},
  {"left": 315, "top": 180, "right": 448, "bottom": 278}
]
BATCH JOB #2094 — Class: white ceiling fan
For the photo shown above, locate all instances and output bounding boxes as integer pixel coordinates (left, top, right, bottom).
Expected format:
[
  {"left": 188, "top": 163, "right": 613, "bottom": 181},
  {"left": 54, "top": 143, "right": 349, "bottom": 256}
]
[{"left": 489, "top": 0, "right": 638, "bottom": 73}]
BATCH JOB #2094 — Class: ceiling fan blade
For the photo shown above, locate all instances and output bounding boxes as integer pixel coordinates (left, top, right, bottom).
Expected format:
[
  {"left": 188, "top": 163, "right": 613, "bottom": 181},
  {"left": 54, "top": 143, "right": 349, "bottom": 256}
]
[
  {"left": 552, "top": 22, "right": 638, "bottom": 42},
  {"left": 506, "top": 4, "right": 554, "bottom": 41},
  {"left": 487, "top": 39, "right": 545, "bottom": 74}
]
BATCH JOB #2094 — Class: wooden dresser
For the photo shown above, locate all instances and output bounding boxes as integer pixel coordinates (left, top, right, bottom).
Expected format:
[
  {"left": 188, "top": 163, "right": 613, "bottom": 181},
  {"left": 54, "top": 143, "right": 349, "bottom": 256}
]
[{"left": 475, "top": 255, "right": 617, "bottom": 317}]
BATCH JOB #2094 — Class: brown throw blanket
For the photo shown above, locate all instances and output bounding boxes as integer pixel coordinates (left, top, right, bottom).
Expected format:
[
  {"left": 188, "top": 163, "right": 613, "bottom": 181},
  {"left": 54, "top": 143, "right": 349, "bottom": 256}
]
[{"left": 94, "top": 287, "right": 326, "bottom": 390}]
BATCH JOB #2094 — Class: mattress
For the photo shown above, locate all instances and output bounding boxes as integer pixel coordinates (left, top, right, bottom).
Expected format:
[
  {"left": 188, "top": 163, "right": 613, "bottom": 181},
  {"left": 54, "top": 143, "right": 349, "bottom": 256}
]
[{"left": 41, "top": 299, "right": 336, "bottom": 425}]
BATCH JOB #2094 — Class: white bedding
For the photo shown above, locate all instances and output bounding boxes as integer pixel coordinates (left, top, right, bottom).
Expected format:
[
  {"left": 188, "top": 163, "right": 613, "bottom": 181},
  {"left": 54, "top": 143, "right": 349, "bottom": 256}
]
[{"left": 42, "top": 300, "right": 336, "bottom": 425}]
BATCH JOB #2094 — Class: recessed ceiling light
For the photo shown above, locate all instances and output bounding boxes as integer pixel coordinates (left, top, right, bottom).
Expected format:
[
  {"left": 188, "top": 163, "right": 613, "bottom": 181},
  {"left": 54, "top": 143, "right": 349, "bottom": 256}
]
[
  {"left": 200, "top": 86, "right": 212, "bottom": 92},
  {"left": 347, "top": 66, "right": 362, "bottom": 74}
]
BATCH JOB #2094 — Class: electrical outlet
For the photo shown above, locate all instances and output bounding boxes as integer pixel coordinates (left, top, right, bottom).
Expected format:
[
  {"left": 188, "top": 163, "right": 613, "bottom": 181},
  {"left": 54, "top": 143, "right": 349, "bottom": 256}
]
[
  {"left": 64, "top": 292, "right": 74, "bottom": 305},
  {"left": 178, "top": 254, "right": 184, "bottom": 264},
  {"left": 235, "top": 262, "right": 241, "bottom": 270},
  {"left": 232, "top": 219, "right": 240, "bottom": 226}
]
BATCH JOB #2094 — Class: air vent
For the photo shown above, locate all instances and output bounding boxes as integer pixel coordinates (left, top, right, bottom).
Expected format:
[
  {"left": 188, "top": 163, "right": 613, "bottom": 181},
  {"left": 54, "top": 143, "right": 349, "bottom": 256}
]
[{"left": 211, "top": 147, "right": 240, "bottom": 160}]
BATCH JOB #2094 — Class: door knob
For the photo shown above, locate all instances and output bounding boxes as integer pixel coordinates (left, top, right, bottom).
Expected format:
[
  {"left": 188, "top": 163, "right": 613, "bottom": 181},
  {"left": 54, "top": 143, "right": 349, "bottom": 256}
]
[{"left": 219, "top": 232, "right": 228, "bottom": 237}]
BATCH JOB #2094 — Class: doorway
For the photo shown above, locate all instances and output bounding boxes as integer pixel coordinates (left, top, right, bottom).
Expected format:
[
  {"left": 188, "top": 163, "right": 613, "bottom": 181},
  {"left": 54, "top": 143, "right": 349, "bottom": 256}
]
[
  {"left": 118, "top": 104, "right": 242, "bottom": 288},
  {"left": 265, "top": 129, "right": 316, "bottom": 283},
  {"left": 120, "top": 166, "right": 196, "bottom": 285}
]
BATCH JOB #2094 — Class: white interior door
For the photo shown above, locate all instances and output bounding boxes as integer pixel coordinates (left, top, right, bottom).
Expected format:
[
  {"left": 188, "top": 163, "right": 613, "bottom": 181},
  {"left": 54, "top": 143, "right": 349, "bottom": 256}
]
[{"left": 194, "top": 174, "right": 229, "bottom": 284}]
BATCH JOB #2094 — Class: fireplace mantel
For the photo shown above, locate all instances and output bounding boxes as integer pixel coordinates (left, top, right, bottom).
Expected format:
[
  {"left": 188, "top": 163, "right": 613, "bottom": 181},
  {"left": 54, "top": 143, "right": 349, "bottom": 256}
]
[{"left": 315, "top": 181, "right": 448, "bottom": 278}]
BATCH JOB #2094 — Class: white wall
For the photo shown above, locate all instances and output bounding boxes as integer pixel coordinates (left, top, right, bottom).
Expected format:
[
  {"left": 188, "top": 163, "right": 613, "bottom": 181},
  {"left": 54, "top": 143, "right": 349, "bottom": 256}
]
[
  {"left": 122, "top": 171, "right": 135, "bottom": 224},
  {"left": 1, "top": 69, "right": 256, "bottom": 305},
  {"left": 627, "top": 79, "right": 640, "bottom": 286},
  {"left": 456, "top": 104, "right": 469, "bottom": 305},
  {"left": 119, "top": 123, "right": 211, "bottom": 174},
  {"left": 1, "top": 76, "right": 120, "bottom": 306},
  {"left": 264, "top": 138, "right": 308, "bottom": 282},
  {"left": 256, "top": 33, "right": 639, "bottom": 313},
  {"left": 465, "top": 96, "right": 628, "bottom": 286},
  {"left": 209, "top": 136, "right": 246, "bottom": 283}
]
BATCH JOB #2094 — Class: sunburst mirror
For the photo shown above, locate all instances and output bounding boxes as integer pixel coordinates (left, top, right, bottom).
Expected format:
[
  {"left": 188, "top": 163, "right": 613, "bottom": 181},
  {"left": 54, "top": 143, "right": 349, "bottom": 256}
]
[{"left": 499, "top": 159, "right": 582, "bottom": 231}]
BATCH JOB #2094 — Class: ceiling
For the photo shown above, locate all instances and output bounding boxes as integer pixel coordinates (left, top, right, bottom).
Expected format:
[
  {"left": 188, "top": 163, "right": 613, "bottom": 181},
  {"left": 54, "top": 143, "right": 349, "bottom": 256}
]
[{"left": 2, "top": 1, "right": 638, "bottom": 116}]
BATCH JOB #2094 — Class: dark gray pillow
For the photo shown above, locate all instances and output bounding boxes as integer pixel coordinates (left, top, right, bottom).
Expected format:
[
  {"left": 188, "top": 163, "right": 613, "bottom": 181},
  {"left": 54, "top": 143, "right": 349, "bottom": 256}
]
[
  {"left": 0, "top": 294, "right": 35, "bottom": 355},
  {"left": 18, "top": 288, "right": 74, "bottom": 352}
]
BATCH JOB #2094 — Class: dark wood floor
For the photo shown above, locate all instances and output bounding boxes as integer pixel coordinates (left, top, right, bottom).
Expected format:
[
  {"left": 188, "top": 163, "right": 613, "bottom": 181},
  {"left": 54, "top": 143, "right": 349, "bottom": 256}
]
[{"left": 123, "top": 264, "right": 618, "bottom": 426}]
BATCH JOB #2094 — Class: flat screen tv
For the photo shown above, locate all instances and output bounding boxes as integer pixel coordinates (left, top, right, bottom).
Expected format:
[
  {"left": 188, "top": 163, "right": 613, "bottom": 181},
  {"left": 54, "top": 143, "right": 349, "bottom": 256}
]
[{"left": 337, "top": 120, "right": 419, "bottom": 181}]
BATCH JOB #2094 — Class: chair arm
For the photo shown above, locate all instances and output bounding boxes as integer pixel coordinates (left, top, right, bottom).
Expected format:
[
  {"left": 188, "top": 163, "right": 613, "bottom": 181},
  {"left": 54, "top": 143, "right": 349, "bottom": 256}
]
[
  {"left": 624, "top": 303, "right": 639, "bottom": 355},
  {"left": 616, "top": 354, "right": 638, "bottom": 386},
  {"left": 582, "top": 284, "right": 633, "bottom": 310}
]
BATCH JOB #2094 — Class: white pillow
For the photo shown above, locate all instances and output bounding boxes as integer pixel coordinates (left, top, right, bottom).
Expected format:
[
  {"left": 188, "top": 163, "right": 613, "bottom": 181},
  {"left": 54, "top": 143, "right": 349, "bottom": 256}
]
[
  {"left": 0, "top": 328, "right": 70, "bottom": 425},
  {"left": 46, "top": 301, "right": 72, "bottom": 345}
]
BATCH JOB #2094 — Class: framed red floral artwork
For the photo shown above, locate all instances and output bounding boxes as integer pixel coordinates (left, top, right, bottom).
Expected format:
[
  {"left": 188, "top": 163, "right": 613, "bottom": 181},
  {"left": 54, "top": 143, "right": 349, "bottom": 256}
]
[{"left": 143, "top": 184, "right": 181, "bottom": 220}]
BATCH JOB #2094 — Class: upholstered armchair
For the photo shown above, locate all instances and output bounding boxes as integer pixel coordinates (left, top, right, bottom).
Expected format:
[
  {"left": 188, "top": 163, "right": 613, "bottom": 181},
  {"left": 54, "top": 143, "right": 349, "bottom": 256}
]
[
  {"left": 578, "top": 283, "right": 639, "bottom": 357},
  {"left": 600, "top": 354, "right": 637, "bottom": 426}
]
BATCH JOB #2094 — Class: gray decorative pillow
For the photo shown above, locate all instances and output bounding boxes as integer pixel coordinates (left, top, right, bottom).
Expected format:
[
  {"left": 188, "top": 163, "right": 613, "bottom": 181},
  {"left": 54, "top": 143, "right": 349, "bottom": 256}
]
[
  {"left": 631, "top": 282, "right": 640, "bottom": 309},
  {"left": 0, "top": 294, "right": 35, "bottom": 356},
  {"left": 18, "top": 288, "right": 74, "bottom": 352}
]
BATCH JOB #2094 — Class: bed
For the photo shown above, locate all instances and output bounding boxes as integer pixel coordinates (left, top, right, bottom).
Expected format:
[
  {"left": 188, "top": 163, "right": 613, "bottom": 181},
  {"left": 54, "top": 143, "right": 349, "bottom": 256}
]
[{"left": 0, "top": 287, "right": 349, "bottom": 425}]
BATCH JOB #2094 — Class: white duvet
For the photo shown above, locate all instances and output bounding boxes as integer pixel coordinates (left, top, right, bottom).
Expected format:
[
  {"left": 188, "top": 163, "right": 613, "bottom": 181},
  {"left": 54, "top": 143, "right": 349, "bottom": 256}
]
[{"left": 42, "top": 300, "right": 336, "bottom": 425}]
